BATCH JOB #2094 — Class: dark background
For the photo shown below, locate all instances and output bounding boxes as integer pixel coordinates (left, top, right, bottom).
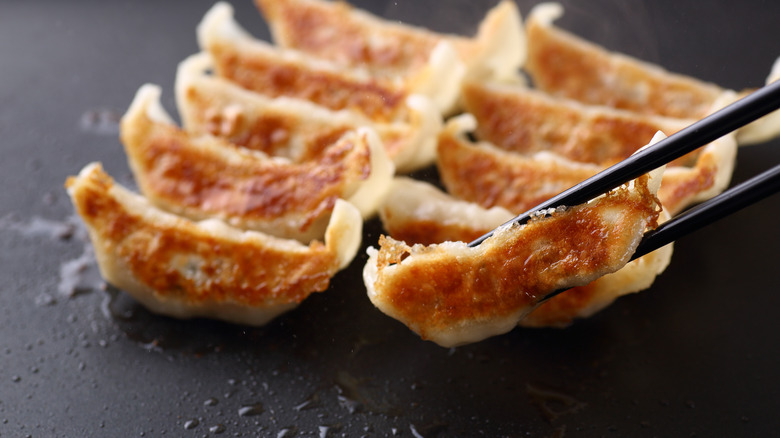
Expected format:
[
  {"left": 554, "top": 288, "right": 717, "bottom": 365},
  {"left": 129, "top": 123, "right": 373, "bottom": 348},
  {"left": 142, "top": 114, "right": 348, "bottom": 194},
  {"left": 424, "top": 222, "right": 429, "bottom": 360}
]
[{"left": 2, "top": 1, "right": 779, "bottom": 436}]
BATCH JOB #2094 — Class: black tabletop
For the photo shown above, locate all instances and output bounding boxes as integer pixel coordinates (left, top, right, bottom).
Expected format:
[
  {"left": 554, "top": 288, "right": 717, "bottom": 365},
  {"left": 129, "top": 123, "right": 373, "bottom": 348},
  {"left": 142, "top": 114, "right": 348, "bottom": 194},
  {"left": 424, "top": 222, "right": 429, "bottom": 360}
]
[{"left": 2, "top": 1, "right": 779, "bottom": 436}]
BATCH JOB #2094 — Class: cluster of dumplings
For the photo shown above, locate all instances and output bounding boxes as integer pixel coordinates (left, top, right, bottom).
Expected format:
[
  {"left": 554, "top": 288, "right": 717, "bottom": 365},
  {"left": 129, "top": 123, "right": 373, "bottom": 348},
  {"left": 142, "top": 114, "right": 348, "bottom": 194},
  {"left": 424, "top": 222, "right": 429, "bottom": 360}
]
[{"left": 67, "top": 0, "right": 780, "bottom": 346}]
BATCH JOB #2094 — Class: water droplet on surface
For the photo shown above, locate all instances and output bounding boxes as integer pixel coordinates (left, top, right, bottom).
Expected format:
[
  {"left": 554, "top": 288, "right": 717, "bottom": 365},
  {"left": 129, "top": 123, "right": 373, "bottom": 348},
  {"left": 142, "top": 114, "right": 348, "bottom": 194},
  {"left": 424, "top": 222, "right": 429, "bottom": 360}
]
[
  {"left": 277, "top": 426, "right": 298, "bottom": 438},
  {"left": 318, "top": 425, "right": 330, "bottom": 438},
  {"left": 204, "top": 397, "right": 219, "bottom": 407},
  {"left": 237, "top": 403, "right": 264, "bottom": 417},
  {"left": 208, "top": 424, "right": 226, "bottom": 434},
  {"left": 293, "top": 392, "right": 320, "bottom": 412}
]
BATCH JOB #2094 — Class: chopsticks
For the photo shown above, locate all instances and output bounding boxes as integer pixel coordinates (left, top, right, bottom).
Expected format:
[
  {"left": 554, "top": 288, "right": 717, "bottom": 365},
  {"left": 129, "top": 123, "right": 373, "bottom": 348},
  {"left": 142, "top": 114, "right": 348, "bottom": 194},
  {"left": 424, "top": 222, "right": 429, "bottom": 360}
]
[{"left": 468, "top": 79, "right": 780, "bottom": 248}]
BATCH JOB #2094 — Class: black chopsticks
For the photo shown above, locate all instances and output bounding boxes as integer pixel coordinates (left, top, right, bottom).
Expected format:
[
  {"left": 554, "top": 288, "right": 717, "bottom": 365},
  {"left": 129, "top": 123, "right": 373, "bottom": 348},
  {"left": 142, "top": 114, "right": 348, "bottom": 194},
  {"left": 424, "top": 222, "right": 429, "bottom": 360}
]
[{"left": 467, "top": 79, "right": 780, "bottom": 248}]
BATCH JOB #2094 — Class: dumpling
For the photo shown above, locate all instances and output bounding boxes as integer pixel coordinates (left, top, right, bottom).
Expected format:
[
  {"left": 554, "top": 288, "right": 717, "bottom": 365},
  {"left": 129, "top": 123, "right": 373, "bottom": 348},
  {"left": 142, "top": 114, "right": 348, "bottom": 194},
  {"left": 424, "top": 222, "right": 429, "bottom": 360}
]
[
  {"left": 175, "top": 52, "right": 440, "bottom": 173},
  {"left": 254, "top": 0, "right": 525, "bottom": 113},
  {"left": 524, "top": 2, "right": 780, "bottom": 145},
  {"left": 375, "top": 176, "right": 673, "bottom": 329},
  {"left": 121, "top": 84, "right": 392, "bottom": 243},
  {"left": 197, "top": 2, "right": 436, "bottom": 125},
  {"left": 66, "top": 163, "right": 362, "bottom": 326},
  {"left": 525, "top": 2, "right": 724, "bottom": 120},
  {"left": 377, "top": 177, "right": 514, "bottom": 246},
  {"left": 437, "top": 114, "right": 736, "bottom": 216},
  {"left": 363, "top": 164, "right": 664, "bottom": 347},
  {"left": 437, "top": 114, "right": 601, "bottom": 215},
  {"left": 461, "top": 80, "right": 693, "bottom": 166}
]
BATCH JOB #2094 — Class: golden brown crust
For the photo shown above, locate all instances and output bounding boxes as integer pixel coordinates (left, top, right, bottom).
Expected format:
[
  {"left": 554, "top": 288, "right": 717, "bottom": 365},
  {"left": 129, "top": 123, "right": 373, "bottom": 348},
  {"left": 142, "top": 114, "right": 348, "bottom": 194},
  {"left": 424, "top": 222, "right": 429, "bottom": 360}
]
[{"left": 525, "top": 3, "right": 723, "bottom": 119}]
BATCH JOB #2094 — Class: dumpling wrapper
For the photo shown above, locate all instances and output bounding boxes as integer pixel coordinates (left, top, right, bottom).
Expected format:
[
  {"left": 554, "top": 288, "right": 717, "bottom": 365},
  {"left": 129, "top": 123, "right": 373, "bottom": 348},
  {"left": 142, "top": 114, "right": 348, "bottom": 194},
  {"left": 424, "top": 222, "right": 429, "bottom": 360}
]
[
  {"left": 176, "top": 52, "right": 440, "bottom": 173},
  {"left": 437, "top": 114, "right": 736, "bottom": 216},
  {"left": 255, "top": 0, "right": 525, "bottom": 113},
  {"left": 364, "top": 163, "right": 664, "bottom": 347},
  {"left": 524, "top": 2, "right": 780, "bottom": 145},
  {"left": 197, "top": 2, "right": 438, "bottom": 125},
  {"left": 375, "top": 177, "right": 672, "bottom": 328},
  {"left": 66, "top": 163, "right": 362, "bottom": 326},
  {"left": 121, "top": 84, "right": 392, "bottom": 243}
]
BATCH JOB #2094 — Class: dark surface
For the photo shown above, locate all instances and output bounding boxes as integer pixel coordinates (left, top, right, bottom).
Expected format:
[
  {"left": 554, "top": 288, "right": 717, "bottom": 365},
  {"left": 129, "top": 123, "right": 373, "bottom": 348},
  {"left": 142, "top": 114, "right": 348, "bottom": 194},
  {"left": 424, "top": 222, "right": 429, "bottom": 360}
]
[{"left": 2, "top": 1, "right": 779, "bottom": 437}]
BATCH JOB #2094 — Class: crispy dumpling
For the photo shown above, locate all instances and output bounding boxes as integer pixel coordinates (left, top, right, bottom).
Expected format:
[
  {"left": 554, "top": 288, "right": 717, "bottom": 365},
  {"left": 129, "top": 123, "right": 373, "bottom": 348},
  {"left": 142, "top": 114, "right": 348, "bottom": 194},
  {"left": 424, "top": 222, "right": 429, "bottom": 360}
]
[
  {"left": 438, "top": 114, "right": 736, "bottom": 216},
  {"left": 255, "top": 0, "right": 525, "bottom": 113},
  {"left": 525, "top": 2, "right": 723, "bottom": 120},
  {"left": 461, "top": 80, "right": 693, "bottom": 166},
  {"left": 197, "top": 2, "right": 435, "bottom": 125},
  {"left": 364, "top": 165, "right": 664, "bottom": 347},
  {"left": 524, "top": 2, "right": 780, "bottom": 145},
  {"left": 376, "top": 177, "right": 673, "bottom": 329},
  {"left": 121, "top": 84, "right": 392, "bottom": 242},
  {"left": 437, "top": 115, "right": 601, "bottom": 215},
  {"left": 175, "top": 52, "right": 439, "bottom": 172},
  {"left": 66, "top": 163, "right": 362, "bottom": 326}
]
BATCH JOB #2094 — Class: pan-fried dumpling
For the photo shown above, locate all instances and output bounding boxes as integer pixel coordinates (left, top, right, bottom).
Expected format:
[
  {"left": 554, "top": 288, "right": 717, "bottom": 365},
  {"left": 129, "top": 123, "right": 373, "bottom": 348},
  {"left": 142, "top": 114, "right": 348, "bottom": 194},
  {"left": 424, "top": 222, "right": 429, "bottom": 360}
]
[
  {"left": 255, "top": 0, "right": 525, "bottom": 113},
  {"left": 437, "top": 115, "right": 601, "bottom": 215},
  {"left": 66, "top": 163, "right": 362, "bottom": 326},
  {"left": 197, "top": 2, "right": 435, "bottom": 125},
  {"left": 363, "top": 164, "right": 664, "bottom": 347},
  {"left": 525, "top": 2, "right": 723, "bottom": 120},
  {"left": 121, "top": 84, "right": 392, "bottom": 243},
  {"left": 175, "top": 52, "right": 439, "bottom": 172},
  {"left": 524, "top": 2, "right": 780, "bottom": 145},
  {"left": 375, "top": 176, "right": 673, "bottom": 329},
  {"left": 438, "top": 114, "right": 736, "bottom": 216},
  {"left": 461, "top": 80, "right": 693, "bottom": 166}
]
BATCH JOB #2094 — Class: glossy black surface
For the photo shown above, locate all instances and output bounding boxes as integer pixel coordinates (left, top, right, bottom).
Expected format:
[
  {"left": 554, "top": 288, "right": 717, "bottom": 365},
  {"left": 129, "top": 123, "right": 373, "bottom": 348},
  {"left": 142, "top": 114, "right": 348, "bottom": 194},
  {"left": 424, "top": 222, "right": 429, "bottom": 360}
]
[{"left": 2, "top": 1, "right": 779, "bottom": 436}]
